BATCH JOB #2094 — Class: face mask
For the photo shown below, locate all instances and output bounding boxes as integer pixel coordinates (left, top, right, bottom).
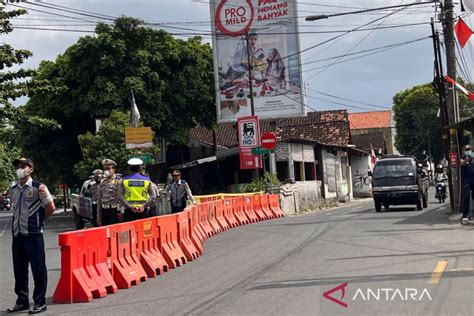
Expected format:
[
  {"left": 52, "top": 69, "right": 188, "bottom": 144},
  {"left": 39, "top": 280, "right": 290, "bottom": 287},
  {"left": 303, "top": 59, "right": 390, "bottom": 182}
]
[
  {"left": 103, "top": 170, "right": 110, "bottom": 178},
  {"left": 465, "top": 151, "right": 471, "bottom": 157},
  {"left": 16, "top": 168, "right": 29, "bottom": 179}
]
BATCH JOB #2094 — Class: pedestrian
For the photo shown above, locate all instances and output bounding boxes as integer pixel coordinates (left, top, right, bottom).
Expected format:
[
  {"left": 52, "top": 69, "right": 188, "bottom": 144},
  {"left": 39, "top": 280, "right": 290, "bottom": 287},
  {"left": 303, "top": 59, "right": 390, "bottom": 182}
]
[
  {"left": 166, "top": 170, "right": 196, "bottom": 214},
  {"left": 97, "top": 159, "right": 121, "bottom": 226},
  {"left": 120, "top": 158, "right": 156, "bottom": 221},
  {"left": 461, "top": 146, "right": 474, "bottom": 225},
  {"left": 7, "top": 157, "right": 55, "bottom": 314},
  {"left": 88, "top": 169, "right": 103, "bottom": 227}
]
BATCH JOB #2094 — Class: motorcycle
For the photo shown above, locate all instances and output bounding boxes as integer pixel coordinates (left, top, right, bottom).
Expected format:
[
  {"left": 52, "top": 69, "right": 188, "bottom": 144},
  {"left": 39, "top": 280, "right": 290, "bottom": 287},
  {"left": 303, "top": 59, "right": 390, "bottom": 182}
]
[
  {"left": 0, "top": 196, "right": 12, "bottom": 211},
  {"left": 434, "top": 174, "right": 447, "bottom": 203}
]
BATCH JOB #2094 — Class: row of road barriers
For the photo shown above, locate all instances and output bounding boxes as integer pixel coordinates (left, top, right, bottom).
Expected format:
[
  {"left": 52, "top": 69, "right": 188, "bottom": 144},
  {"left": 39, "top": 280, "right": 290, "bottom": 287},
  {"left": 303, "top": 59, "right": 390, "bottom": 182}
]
[{"left": 52, "top": 194, "right": 284, "bottom": 303}]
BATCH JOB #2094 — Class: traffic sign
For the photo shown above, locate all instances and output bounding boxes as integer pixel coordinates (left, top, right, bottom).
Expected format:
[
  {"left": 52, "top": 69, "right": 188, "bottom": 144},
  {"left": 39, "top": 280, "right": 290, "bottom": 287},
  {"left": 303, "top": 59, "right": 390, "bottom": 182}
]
[
  {"left": 261, "top": 132, "right": 277, "bottom": 150},
  {"left": 130, "top": 154, "right": 153, "bottom": 164},
  {"left": 251, "top": 147, "right": 271, "bottom": 155}
]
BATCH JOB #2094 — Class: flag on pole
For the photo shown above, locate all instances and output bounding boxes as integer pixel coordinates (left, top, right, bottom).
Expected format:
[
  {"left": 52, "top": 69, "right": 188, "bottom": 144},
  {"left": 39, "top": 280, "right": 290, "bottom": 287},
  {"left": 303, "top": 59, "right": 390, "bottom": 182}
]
[
  {"left": 445, "top": 75, "right": 474, "bottom": 102},
  {"left": 370, "top": 143, "right": 378, "bottom": 165},
  {"left": 454, "top": 17, "right": 473, "bottom": 48},
  {"left": 130, "top": 90, "right": 140, "bottom": 128}
]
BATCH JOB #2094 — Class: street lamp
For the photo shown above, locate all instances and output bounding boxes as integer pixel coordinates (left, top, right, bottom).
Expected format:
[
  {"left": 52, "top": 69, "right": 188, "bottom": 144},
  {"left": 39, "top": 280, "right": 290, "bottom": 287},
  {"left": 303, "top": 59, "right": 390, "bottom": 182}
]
[{"left": 305, "top": 1, "right": 438, "bottom": 21}]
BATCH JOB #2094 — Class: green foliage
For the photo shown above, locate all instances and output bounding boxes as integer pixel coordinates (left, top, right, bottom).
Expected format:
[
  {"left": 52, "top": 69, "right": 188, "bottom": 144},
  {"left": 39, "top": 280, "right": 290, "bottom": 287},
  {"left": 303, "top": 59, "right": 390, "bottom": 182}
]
[
  {"left": 393, "top": 82, "right": 474, "bottom": 161},
  {"left": 0, "top": 142, "right": 18, "bottom": 191},
  {"left": 244, "top": 172, "right": 280, "bottom": 192},
  {"left": 21, "top": 16, "right": 215, "bottom": 186},
  {"left": 74, "top": 110, "right": 156, "bottom": 180}
]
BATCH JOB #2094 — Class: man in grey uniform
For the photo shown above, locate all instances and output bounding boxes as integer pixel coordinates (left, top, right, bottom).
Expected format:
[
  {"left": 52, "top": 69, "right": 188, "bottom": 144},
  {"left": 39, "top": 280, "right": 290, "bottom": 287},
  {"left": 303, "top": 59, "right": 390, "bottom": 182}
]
[
  {"left": 88, "top": 169, "right": 103, "bottom": 227},
  {"left": 166, "top": 170, "right": 196, "bottom": 213},
  {"left": 7, "top": 158, "right": 55, "bottom": 314},
  {"left": 97, "top": 159, "right": 121, "bottom": 226}
]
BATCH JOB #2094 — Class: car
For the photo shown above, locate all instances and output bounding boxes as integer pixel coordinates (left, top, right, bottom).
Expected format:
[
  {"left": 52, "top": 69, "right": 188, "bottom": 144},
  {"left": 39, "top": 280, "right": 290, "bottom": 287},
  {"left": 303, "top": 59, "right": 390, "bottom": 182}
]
[
  {"left": 70, "top": 178, "right": 96, "bottom": 229},
  {"left": 369, "top": 156, "right": 429, "bottom": 212}
]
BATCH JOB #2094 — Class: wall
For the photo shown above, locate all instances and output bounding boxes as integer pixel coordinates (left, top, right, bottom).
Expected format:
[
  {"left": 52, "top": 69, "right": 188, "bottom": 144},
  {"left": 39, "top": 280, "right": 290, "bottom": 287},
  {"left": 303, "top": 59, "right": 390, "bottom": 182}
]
[
  {"left": 351, "top": 155, "right": 372, "bottom": 198},
  {"left": 278, "top": 180, "right": 322, "bottom": 214}
]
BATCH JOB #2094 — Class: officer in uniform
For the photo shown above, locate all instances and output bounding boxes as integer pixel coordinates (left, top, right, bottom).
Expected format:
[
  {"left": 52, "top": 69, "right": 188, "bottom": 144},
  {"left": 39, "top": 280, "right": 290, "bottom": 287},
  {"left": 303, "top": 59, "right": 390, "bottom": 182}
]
[
  {"left": 166, "top": 170, "right": 196, "bottom": 213},
  {"left": 120, "top": 158, "right": 157, "bottom": 222},
  {"left": 97, "top": 159, "right": 121, "bottom": 226},
  {"left": 7, "top": 158, "right": 55, "bottom": 314},
  {"left": 88, "top": 169, "right": 103, "bottom": 227}
]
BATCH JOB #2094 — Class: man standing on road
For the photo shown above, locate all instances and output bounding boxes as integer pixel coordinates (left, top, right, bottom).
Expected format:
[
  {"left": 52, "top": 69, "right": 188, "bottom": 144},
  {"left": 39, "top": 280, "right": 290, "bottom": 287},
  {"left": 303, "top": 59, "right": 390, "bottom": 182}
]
[
  {"left": 460, "top": 145, "right": 474, "bottom": 225},
  {"left": 166, "top": 170, "right": 196, "bottom": 213},
  {"left": 97, "top": 159, "right": 121, "bottom": 226},
  {"left": 7, "top": 158, "right": 55, "bottom": 314},
  {"left": 120, "top": 158, "right": 156, "bottom": 221},
  {"left": 88, "top": 169, "right": 103, "bottom": 227}
]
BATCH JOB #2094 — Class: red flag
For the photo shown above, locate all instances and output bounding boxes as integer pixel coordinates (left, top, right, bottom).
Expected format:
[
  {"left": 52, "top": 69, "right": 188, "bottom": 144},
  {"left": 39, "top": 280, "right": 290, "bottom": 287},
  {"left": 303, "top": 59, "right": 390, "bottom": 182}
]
[
  {"left": 454, "top": 18, "right": 473, "bottom": 48},
  {"left": 445, "top": 75, "right": 474, "bottom": 102}
]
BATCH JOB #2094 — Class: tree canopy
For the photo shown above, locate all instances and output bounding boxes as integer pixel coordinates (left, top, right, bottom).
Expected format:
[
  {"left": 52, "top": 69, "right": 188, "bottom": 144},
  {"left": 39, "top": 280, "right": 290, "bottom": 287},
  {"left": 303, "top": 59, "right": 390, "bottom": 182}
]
[
  {"left": 393, "top": 82, "right": 474, "bottom": 161},
  {"left": 20, "top": 17, "right": 216, "bottom": 186}
]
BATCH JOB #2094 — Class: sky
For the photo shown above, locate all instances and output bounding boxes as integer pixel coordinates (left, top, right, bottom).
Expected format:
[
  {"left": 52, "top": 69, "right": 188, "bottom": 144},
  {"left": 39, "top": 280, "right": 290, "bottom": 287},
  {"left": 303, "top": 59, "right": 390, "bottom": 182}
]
[{"left": 3, "top": 0, "right": 474, "bottom": 113}]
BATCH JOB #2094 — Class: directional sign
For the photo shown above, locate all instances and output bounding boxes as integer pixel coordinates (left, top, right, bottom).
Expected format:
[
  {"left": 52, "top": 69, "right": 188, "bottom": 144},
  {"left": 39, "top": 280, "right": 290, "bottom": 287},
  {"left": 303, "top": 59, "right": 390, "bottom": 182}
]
[
  {"left": 251, "top": 147, "right": 271, "bottom": 155},
  {"left": 261, "top": 132, "right": 277, "bottom": 150}
]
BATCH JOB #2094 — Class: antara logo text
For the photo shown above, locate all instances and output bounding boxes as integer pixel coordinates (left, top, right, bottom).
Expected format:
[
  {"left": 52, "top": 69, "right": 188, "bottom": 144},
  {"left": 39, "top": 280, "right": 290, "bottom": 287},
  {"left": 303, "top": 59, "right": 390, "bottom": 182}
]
[{"left": 322, "top": 283, "right": 432, "bottom": 308}]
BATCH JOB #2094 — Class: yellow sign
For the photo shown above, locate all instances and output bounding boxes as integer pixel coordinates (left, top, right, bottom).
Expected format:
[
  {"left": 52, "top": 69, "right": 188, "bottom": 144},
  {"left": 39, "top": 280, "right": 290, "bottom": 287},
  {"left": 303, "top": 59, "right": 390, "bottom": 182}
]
[
  {"left": 125, "top": 127, "right": 153, "bottom": 149},
  {"left": 143, "top": 221, "right": 153, "bottom": 238}
]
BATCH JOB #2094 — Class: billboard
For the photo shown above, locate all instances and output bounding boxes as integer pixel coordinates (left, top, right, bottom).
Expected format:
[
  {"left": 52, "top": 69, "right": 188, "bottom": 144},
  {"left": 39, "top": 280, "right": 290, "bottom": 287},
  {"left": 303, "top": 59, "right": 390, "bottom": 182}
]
[{"left": 210, "top": 0, "right": 306, "bottom": 122}]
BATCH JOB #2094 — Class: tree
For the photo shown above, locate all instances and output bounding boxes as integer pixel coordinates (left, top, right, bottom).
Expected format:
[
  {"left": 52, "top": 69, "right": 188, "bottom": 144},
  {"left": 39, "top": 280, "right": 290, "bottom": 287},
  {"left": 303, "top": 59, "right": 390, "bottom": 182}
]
[
  {"left": 21, "top": 17, "right": 215, "bottom": 186},
  {"left": 74, "top": 110, "right": 155, "bottom": 179},
  {"left": 0, "top": 5, "right": 58, "bottom": 189},
  {"left": 393, "top": 82, "right": 474, "bottom": 161}
]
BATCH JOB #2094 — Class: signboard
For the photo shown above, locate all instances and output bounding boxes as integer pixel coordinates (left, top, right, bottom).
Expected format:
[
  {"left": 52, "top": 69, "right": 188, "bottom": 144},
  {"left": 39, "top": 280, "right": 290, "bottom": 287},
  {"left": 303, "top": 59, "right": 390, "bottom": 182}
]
[
  {"left": 210, "top": 0, "right": 306, "bottom": 122},
  {"left": 261, "top": 132, "right": 277, "bottom": 150},
  {"left": 252, "top": 147, "right": 271, "bottom": 155},
  {"left": 125, "top": 127, "right": 153, "bottom": 149},
  {"left": 130, "top": 154, "right": 153, "bottom": 164},
  {"left": 237, "top": 115, "right": 262, "bottom": 169}
]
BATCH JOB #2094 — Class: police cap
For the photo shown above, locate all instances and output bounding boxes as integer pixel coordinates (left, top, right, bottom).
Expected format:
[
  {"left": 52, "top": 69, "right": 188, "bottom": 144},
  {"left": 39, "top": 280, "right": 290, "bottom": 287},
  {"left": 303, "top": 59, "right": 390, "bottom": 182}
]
[
  {"left": 102, "top": 159, "right": 117, "bottom": 167},
  {"left": 127, "top": 158, "right": 144, "bottom": 166},
  {"left": 92, "top": 169, "right": 103, "bottom": 176},
  {"left": 12, "top": 157, "right": 34, "bottom": 168}
]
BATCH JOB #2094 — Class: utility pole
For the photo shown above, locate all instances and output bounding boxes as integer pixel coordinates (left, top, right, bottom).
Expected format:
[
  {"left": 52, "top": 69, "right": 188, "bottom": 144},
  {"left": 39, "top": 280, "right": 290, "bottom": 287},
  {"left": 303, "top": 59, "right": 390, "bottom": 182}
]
[{"left": 441, "top": 0, "right": 460, "bottom": 213}]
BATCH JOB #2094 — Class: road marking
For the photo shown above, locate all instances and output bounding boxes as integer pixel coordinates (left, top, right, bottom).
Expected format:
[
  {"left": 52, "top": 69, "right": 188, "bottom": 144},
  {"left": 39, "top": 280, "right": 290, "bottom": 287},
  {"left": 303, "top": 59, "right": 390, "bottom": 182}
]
[
  {"left": 428, "top": 260, "right": 448, "bottom": 284},
  {"left": 0, "top": 218, "right": 11, "bottom": 237}
]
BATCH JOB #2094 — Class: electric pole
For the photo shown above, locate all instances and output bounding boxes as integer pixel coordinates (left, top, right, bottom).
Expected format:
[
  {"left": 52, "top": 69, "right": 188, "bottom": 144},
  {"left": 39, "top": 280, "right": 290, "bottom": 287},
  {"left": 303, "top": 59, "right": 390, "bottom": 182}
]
[{"left": 441, "top": 0, "right": 460, "bottom": 213}]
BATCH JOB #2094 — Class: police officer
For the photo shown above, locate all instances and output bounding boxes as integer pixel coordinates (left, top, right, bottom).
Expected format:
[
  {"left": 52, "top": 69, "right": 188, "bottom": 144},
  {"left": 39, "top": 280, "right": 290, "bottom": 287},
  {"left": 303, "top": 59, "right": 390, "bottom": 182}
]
[
  {"left": 120, "top": 158, "right": 156, "bottom": 222},
  {"left": 7, "top": 158, "right": 55, "bottom": 314},
  {"left": 166, "top": 170, "right": 196, "bottom": 213},
  {"left": 88, "top": 169, "right": 103, "bottom": 227},
  {"left": 97, "top": 159, "right": 121, "bottom": 226},
  {"left": 461, "top": 146, "right": 474, "bottom": 225}
]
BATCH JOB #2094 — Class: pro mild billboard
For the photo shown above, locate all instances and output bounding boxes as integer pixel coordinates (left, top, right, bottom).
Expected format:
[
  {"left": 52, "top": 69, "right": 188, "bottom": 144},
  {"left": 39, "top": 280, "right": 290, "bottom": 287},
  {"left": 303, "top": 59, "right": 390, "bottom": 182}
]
[{"left": 210, "top": 0, "right": 306, "bottom": 122}]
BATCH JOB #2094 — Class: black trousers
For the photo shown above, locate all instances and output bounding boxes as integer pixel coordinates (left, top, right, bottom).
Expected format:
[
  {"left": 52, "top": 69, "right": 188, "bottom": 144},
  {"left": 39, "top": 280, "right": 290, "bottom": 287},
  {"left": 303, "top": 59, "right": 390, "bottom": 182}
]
[
  {"left": 171, "top": 205, "right": 186, "bottom": 214},
  {"left": 101, "top": 208, "right": 119, "bottom": 226},
  {"left": 12, "top": 234, "right": 47, "bottom": 307},
  {"left": 92, "top": 204, "right": 99, "bottom": 227},
  {"left": 123, "top": 207, "right": 155, "bottom": 222}
]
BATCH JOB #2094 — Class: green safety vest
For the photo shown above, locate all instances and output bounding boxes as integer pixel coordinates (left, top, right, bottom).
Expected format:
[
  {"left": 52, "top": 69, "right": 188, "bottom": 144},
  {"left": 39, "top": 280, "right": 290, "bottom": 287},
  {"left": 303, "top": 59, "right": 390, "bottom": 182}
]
[{"left": 123, "top": 178, "right": 150, "bottom": 207}]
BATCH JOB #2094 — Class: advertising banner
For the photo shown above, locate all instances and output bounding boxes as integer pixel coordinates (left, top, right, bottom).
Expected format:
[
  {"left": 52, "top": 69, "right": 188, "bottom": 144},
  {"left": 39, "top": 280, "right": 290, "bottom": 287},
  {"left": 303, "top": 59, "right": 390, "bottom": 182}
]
[
  {"left": 210, "top": 0, "right": 306, "bottom": 122},
  {"left": 237, "top": 115, "right": 262, "bottom": 169}
]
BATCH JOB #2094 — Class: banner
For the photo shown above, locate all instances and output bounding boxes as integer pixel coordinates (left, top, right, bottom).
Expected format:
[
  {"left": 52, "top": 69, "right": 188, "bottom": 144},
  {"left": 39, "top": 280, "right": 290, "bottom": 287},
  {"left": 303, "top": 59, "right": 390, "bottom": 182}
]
[{"left": 210, "top": 0, "right": 306, "bottom": 122}]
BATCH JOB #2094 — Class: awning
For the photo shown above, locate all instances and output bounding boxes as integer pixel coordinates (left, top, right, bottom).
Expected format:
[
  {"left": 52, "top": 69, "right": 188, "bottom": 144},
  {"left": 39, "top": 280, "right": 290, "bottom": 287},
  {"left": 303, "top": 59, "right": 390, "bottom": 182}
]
[{"left": 170, "top": 155, "right": 217, "bottom": 170}]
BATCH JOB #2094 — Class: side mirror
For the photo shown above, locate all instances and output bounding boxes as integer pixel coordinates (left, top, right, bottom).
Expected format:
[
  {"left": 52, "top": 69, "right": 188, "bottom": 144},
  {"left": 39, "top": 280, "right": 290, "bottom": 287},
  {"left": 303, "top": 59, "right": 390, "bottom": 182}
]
[{"left": 367, "top": 171, "right": 372, "bottom": 177}]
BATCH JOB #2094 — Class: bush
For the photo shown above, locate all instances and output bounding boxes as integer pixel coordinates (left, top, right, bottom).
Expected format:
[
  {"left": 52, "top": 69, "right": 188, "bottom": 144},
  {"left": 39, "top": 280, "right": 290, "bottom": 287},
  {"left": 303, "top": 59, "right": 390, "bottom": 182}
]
[{"left": 244, "top": 172, "right": 280, "bottom": 192}]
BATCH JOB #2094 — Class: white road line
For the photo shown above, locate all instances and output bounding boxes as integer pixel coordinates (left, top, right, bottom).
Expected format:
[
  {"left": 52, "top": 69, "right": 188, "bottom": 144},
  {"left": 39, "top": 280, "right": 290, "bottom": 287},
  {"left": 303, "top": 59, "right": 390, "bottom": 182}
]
[{"left": 0, "top": 218, "right": 11, "bottom": 237}]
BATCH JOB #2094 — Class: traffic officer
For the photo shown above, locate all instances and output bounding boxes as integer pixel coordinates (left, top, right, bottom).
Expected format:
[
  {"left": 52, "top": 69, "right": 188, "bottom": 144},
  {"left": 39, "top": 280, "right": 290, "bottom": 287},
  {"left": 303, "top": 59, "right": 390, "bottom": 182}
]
[
  {"left": 120, "top": 158, "right": 156, "bottom": 222},
  {"left": 97, "top": 159, "right": 121, "bottom": 226},
  {"left": 166, "top": 170, "right": 196, "bottom": 213},
  {"left": 88, "top": 169, "right": 103, "bottom": 227},
  {"left": 7, "top": 158, "right": 55, "bottom": 314}
]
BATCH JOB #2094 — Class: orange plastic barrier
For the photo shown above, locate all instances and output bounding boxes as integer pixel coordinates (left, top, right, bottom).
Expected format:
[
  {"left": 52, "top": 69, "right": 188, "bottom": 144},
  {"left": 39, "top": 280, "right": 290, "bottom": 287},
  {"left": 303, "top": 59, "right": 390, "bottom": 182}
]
[
  {"left": 198, "top": 203, "right": 216, "bottom": 238},
  {"left": 109, "top": 223, "right": 147, "bottom": 289},
  {"left": 223, "top": 199, "right": 240, "bottom": 227},
  {"left": 187, "top": 207, "right": 204, "bottom": 254},
  {"left": 268, "top": 194, "right": 284, "bottom": 218},
  {"left": 156, "top": 214, "right": 187, "bottom": 269},
  {"left": 214, "top": 200, "right": 230, "bottom": 230},
  {"left": 134, "top": 218, "right": 168, "bottom": 278},
  {"left": 242, "top": 196, "right": 259, "bottom": 223},
  {"left": 176, "top": 212, "right": 200, "bottom": 261},
  {"left": 52, "top": 228, "right": 117, "bottom": 303},
  {"left": 207, "top": 201, "right": 223, "bottom": 234},
  {"left": 232, "top": 198, "right": 250, "bottom": 225},
  {"left": 260, "top": 195, "right": 276, "bottom": 219},
  {"left": 251, "top": 195, "right": 267, "bottom": 221},
  {"left": 190, "top": 205, "right": 208, "bottom": 242}
]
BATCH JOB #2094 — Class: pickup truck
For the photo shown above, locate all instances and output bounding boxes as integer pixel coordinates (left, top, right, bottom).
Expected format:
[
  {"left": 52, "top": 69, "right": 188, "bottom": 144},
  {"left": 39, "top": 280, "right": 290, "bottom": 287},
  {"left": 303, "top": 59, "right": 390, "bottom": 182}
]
[
  {"left": 71, "top": 179, "right": 96, "bottom": 229},
  {"left": 370, "top": 156, "right": 430, "bottom": 212}
]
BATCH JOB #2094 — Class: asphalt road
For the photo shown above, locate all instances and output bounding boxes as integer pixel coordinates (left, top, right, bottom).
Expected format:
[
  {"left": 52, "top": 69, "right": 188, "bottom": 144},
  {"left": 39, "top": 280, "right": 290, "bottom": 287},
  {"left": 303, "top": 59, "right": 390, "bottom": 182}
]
[{"left": 0, "top": 189, "right": 473, "bottom": 315}]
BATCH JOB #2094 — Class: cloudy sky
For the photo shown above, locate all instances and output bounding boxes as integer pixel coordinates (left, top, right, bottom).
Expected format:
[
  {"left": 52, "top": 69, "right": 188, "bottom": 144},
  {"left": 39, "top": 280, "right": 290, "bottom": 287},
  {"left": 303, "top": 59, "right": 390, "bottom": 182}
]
[{"left": 4, "top": 0, "right": 473, "bottom": 113}]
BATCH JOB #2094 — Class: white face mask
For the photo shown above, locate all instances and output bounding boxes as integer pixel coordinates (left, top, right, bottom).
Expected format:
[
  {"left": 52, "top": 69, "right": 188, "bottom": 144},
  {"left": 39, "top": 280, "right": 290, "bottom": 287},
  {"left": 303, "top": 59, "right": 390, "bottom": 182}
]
[
  {"left": 103, "top": 170, "right": 110, "bottom": 178},
  {"left": 16, "top": 168, "right": 29, "bottom": 180}
]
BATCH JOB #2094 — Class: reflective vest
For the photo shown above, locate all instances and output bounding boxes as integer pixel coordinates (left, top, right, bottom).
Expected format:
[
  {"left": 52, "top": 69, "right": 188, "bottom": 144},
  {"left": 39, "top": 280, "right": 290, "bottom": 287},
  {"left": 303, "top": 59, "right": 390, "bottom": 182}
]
[{"left": 122, "top": 174, "right": 151, "bottom": 207}]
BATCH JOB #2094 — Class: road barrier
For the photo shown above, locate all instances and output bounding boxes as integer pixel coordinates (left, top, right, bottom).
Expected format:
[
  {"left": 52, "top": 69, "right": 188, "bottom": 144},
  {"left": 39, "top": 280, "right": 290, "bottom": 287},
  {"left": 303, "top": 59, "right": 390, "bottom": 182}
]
[{"left": 53, "top": 194, "right": 283, "bottom": 304}]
